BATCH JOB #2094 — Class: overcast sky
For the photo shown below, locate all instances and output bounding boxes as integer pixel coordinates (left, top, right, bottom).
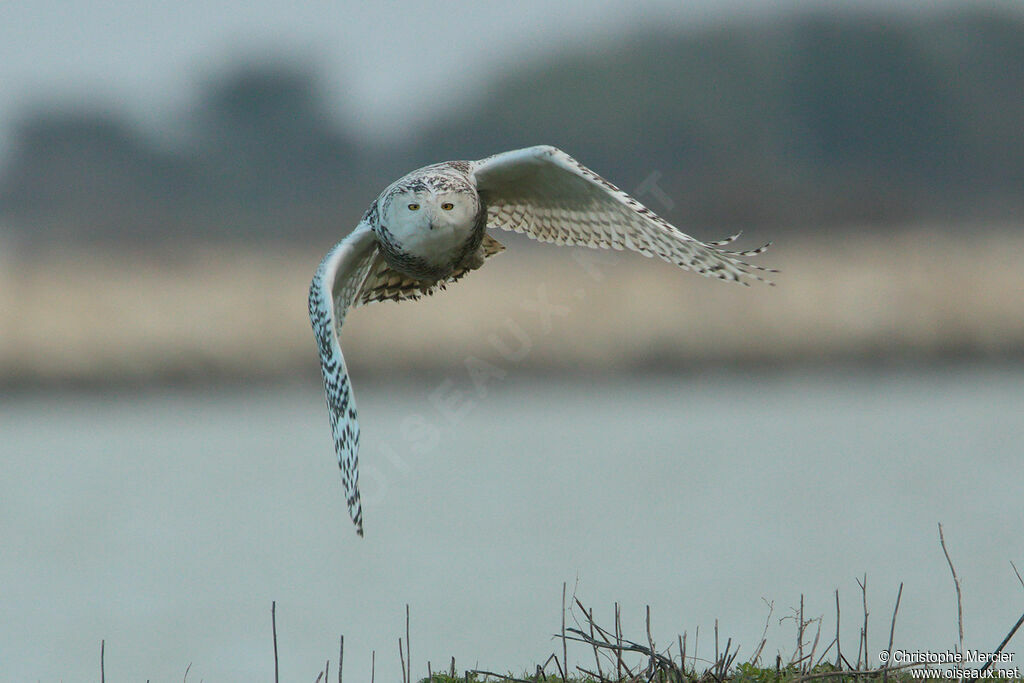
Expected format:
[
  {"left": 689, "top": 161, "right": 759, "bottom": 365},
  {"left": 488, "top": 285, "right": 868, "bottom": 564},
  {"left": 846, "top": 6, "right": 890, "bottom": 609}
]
[{"left": 0, "top": 0, "right": 1015, "bottom": 154}]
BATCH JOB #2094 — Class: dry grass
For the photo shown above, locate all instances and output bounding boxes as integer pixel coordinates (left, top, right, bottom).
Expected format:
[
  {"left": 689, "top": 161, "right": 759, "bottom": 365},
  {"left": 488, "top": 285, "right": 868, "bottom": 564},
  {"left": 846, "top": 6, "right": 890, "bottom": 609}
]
[
  {"left": 282, "top": 530, "right": 1024, "bottom": 682},
  {"left": 84, "top": 525, "right": 1024, "bottom": 682},
  {"left": 2, "top": 228, "right": 1022, "bottom": 385}
]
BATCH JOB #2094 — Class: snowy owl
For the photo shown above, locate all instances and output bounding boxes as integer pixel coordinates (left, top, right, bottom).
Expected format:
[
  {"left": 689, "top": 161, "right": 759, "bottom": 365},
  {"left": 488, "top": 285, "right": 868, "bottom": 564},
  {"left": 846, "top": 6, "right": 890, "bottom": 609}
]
[{"left": 309, "top": 145, "right": 773, "bottom": 536}]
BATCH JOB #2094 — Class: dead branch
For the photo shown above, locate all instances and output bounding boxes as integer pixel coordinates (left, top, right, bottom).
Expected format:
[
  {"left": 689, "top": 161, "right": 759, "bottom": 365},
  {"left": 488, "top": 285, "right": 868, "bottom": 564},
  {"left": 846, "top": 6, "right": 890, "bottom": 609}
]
[
  {"left": 272, "top": 601, "right": 279, "bottom": 683},
  {"left": 749, "top": 599, "right": 773, "bottom": 666},
  {"left": 882, "top": 583, "right": 903, "bottom": 683},
  {"left": 834, "top": 589, "right": 842, "bottom": 668},
  {"left": 938, "top": 523, "right": 965, "bottom": 652},
  {"left": 466, "top": 669, "right": 533, "bottom": 682},
  {"left": 978, "top": 610, "right": 1024, "bottom": 675},
  {"left": 562, "top": 582, "right": 569, "bottom": 681},
  {"left": 856, "top": 574, "right": 868, "bottom": 669},
  {"left": 398, "top": 638, "right": 406, "bottom": 683}
]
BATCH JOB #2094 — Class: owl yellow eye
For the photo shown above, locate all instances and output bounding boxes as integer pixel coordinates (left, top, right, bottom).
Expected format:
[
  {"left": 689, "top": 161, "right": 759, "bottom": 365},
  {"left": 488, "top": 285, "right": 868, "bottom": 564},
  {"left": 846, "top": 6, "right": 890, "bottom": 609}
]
[
  {"left": 407, "top": 203, "right": 420, "bottom": 211},
  {"left": 441, "top": 202, "right": 454, "bottom": 211}
]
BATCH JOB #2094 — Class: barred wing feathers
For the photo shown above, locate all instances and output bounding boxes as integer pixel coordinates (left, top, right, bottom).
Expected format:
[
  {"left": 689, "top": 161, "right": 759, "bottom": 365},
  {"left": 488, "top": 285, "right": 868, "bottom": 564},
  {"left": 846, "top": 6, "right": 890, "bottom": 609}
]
[
  {"left": 471, "top": 145, "right": 773, "bottom": 285},
  {"left": 308, "top": 222, "right": 378, "bottom": 536}
]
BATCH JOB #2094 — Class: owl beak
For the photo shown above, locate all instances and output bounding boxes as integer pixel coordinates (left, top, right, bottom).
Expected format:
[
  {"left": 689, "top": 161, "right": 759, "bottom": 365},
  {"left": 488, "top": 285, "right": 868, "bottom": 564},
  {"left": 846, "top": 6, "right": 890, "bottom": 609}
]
[{"left": 427, "top": 221, "right": 435, "bottom": 231}]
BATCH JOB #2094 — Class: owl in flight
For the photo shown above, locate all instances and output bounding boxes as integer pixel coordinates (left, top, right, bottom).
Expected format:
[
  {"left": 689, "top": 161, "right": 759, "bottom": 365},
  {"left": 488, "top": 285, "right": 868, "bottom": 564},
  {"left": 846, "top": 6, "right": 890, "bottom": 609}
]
[{"left": 309, "top": 145, "right": 773, "bottom": 536}]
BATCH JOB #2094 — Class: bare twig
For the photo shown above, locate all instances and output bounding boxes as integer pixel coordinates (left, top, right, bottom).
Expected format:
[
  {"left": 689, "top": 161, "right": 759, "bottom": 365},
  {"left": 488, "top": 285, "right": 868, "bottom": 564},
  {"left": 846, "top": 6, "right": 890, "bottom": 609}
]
[
  {"left": 806, "top": 617, "right": 822, "bottom": 673},
  {"left": 315, "top": 671, "right": 323, "bottom": 683},
  {"left": 714, "top": 629, "right": 737, "bottom": 682},
  {"left": 798, "top": 595, "right": 805, "bottom": 670},
  {"left": 834, "top": 589, "right": 842, "bottom": 668},
  {"left": 715, "top": 617, "right": 721, "bottom": 676},
  {"left": 749, "top": 599, "right": 773, "bottom": 666},
  {"left": 938, "top": 523, "right": 965, "bottom": 652},
  {"left": 183, "top": 662, "right": 192, "bottom": 682},
  {"left": 575, "top": 663, "right": 603, "bottom": 680},
  {"left": 338, "top": 634, "right": 343, "bottom": 683},
  {"left": 272, "top": 601, "right": 279, "bottom": 683},
  {"left": 467, "top": 669, "right": 532, "bottom": 682},
  {"left": 573, "top": 597, "right": 621, "bottom": 659},
  {"left": 550, "top": 652, "right": 565, "bottom": 679},
  {"left": 588, "top": 607, "right": 604, "bottom": 679},
  {"left": 856, "top": 574, "right": 868, "bottom": 668},
  {"left": 815, "top": 636, "right": 837, "bottom": 667},
  {"left": 725, "top": 639, "right": 739, "bottom": 677},
  {"left": 561, "top": 583, "right": 568, "bottom": 681},
  {"left": 615, "top": 602, "right": 624, "bottom": 678},
  {"left": 101, "top": 639, "right": 105, "bottom": 683},
  {"left": 1012, "top": 561, "right": 1024, "bottom": 592},
  {"left": 882, "top": 583, "right": 903, "bottom": 683},
  {"left": 563, "top": 627, "right": 675, "bottom": 670},
  {"left": 399, "top": 638, "right": 407, "bottom": 683},
  {"left": 978, "top": 610, "right": 1024, "bottom": 675},
  {"left": 371, "top": 649, "right": 375, "bottom": 683},
  {"left": 694, "top": 626, "right": 700, "bottom": 676},
  {"left": 645, "top": 605, "right": 656, "bottom": 677},
  {"left": 857, "top": 626, "right": 865, "bottom": 670}
]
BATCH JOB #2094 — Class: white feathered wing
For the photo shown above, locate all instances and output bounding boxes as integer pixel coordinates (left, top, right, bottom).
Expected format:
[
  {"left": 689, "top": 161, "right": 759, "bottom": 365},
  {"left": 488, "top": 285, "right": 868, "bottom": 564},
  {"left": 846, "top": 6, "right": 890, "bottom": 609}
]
[
  {"left": 307, "top": 221, "right": 378, "bottom": 536},
  {"left": 472, "top": 145, "right": 773, "bottom": 285}
]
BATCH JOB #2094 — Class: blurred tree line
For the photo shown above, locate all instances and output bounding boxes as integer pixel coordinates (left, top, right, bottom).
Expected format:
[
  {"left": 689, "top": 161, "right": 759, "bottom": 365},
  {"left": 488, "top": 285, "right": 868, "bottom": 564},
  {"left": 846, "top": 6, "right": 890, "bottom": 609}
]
[{"left": 1, "top": 7, "right": 1021, "bottom": 247}]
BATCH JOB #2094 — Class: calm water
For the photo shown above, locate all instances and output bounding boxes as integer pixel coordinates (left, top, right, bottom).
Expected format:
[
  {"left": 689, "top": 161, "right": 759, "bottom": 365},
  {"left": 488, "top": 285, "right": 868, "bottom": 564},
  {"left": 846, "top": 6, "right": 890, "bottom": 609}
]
[{"left": 2, "top": 365, "right": 1023, "bottom": 681}]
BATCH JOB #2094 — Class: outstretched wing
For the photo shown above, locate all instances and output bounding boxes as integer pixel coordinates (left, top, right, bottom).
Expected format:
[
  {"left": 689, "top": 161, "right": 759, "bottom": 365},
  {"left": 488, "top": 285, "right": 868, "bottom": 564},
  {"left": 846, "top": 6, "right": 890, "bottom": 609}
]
[
  {"left": 308, "top": 222, "right": 378, "bottom": 536},
  {"left": 471, "top": 145, "right": 774, "bottom": 285}
]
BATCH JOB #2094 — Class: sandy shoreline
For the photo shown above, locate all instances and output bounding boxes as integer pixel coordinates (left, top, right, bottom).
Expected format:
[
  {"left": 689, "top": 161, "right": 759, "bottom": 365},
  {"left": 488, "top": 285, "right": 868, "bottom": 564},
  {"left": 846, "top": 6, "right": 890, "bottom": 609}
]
[{"left": 1, "top": 229, "right": 1022, "bottom": 387}]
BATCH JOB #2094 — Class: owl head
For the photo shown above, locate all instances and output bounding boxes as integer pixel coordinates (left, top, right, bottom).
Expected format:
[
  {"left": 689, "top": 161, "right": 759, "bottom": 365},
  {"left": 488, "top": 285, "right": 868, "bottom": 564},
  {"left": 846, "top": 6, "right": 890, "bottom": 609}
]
[{"left": 380, "top": 172, "right": 479, "bottom": 245}]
